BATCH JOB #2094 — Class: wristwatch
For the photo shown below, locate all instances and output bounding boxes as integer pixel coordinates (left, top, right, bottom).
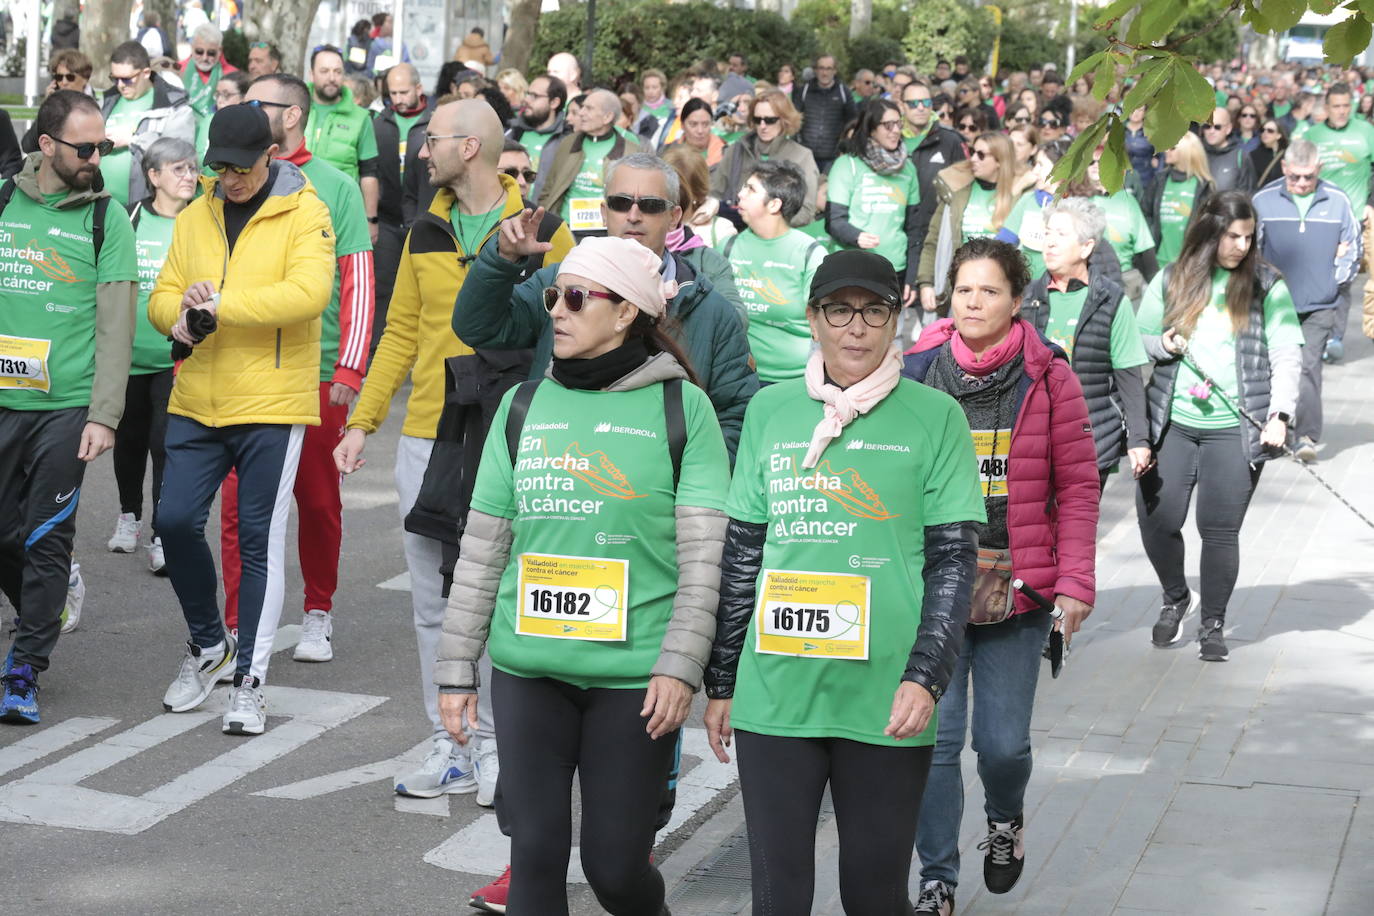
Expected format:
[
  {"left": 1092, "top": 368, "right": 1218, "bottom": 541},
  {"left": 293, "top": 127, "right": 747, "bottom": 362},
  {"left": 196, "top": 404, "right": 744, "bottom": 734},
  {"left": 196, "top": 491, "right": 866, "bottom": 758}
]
[
  {"left": 1269, "top": 411, "right": 1291, "bottom": 424},
  {"left": 367, "top": 216, "right": 379, "bottom": 224}
]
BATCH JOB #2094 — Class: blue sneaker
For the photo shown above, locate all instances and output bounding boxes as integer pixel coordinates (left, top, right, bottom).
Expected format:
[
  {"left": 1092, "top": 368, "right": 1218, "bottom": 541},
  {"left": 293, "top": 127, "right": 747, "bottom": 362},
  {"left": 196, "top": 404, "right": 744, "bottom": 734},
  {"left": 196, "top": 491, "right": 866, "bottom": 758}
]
[
  {"left": 394, "top": 736, "right": 477, "bottom": 798},
  {"left": 1, "top": 663, "right": 40, "bottom": 724},
  {"left": 1324, "top": 337, "right": 1344, "bottom": 363}
]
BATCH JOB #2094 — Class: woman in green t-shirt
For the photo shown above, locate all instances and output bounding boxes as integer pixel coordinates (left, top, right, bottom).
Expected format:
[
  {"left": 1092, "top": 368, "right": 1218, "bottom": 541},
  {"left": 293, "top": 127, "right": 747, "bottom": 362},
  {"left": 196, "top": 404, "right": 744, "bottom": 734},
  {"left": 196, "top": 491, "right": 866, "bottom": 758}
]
[
  {"left": 435, "top": 236, "right": 731, "bottom": 915},
  {"left": 1146, "top": 131, "right": 1214, "bottom": 267},
  {"left": 825, "top": 99, "right": 923, "bottom": 303},
  {"left": 108, "top": 137, "right": 198, "bottom": 572},
  {"left": 703, "top": 250, "right": 985, "bottom": 915},
  {"left": 1136, "top": 192, "right": 1302, "bottom": 663}
]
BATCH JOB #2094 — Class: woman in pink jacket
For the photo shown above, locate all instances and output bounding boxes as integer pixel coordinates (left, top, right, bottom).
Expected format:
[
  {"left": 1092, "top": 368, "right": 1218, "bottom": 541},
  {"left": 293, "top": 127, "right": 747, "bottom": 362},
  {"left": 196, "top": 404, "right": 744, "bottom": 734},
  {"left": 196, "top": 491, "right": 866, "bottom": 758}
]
[{"left": 902, "top": 237, "right": 1099, "bottom": 916}]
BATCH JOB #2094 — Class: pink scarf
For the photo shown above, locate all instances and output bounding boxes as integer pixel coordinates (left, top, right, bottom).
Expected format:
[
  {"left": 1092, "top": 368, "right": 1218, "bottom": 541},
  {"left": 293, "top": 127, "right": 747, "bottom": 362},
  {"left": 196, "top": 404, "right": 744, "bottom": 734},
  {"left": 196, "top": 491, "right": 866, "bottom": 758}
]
[
  {"left": 665, "top": 225, "right": 706, "bottom": 253},
  {"left": 950, "top": 319, "right": 1026, "bottom": 377},
  {"left": 802, "top": 343, "right": 903, "bottom": 469}
]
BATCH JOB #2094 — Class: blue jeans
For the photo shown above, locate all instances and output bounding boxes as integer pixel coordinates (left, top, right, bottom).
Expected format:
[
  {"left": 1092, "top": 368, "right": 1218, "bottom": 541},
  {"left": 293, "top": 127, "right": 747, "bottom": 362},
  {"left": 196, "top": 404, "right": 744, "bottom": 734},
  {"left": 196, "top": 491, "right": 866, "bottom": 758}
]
[{"left": 915, "top": 611, "right": 1052, "bottom": 887}]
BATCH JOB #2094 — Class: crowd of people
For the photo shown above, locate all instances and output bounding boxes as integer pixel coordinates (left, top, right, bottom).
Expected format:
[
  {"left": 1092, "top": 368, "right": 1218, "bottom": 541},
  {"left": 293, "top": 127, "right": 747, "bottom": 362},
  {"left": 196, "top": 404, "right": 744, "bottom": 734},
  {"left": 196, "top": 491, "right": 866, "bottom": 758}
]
[{"left": 0, "top": 23, "right": 1368, "bottom": 916}]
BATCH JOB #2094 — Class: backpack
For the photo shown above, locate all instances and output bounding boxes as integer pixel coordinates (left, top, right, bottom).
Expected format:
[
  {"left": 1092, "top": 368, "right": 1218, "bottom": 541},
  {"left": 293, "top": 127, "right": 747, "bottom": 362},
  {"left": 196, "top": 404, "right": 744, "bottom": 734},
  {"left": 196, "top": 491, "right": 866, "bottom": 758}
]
[{"left": 0, "top": 178, "right": 109, "bottom": 263}]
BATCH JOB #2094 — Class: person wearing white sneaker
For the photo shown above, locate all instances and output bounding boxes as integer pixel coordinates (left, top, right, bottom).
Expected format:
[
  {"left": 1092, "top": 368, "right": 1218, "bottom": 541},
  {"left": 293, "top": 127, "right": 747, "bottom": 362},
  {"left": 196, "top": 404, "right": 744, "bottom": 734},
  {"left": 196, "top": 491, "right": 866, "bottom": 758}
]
[
  {"left": 107, "top": 512, "right": 142, "bottom": 553},
  {"left": 60, "top": 561, "right": 85, "bottom": 634},
  {"left": 474, "top": 737, "right": 499, "bottom": 808},
  {"left": 163, "top": 632, "right": 237, "bottom": 712},
  {"left": 392, "top": 734, "right": 477, "bottom": 799},
  {"left": 293, "top": 608, "right": 333, "bottom": 662},
  {"left": 147, "top": 536, "right": 167, "bottom": 575}
]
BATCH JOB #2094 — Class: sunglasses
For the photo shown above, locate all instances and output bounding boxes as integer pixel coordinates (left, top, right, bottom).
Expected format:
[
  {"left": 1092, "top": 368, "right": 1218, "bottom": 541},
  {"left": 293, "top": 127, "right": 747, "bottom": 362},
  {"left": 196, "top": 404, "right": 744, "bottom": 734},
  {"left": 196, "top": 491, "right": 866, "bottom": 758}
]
[
  {"left": 972, "top": 149, "right": 994, "bottom": 161},
  {"left": 1009, "top": 115, "right": 1029, "bottom": 124},
  {"left": 501, "top": 166, "right": 537, "bottom": 183},
  {"left": 959, "top": 121, "right": 978, "bottom": 131},
  {"left": 1240, "top": 111, "right": 1258, "bottom": 118},
  {"left": 543, "top": 286, "right": 619, "bottom": 313},
  {"left": 50, "top": 136, "right": 114, "bottom": 159},
  {"left": 1261, "top": 126, "right": 1279, "bottom": 134},
  {"left": 1038, "top": 118, "right": 1061, "bottom": 128},
  {"left": 112, "top": 72, "right": 145, "bottom": 86},
  {"left": 192, "top": 47, "right": 219, "bottom": 57},
  {"left": 209, "top": 161, "right": 257, "bottom": 175},
  {"left": 904, "top": 98, "right": 932, "bottom": 109},
  {"left": 1203, "top": 122, "right": 1224, "bottom": 130},
  {"left": 52, "top": 72, "right": 81, "bottom": 84},
  {"left": 877, "top": 119, "right": 903, "bottom": 131},
  {"left": 604, "top": 193, "right": 673, "bottom": 214},
  {"left": 245, "top": 99, "right": 293, "bottom": 110},
  {"left": 751, "top": 115, "right": 781, "bottom": 126},
  {"left": 249, "top": 42, "right": 272, "bottom": 50}
]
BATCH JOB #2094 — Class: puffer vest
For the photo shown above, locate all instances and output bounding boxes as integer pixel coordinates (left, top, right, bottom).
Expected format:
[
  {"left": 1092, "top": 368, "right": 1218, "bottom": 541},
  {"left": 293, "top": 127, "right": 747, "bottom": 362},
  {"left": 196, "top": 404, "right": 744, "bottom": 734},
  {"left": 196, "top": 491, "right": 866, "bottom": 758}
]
[
  {"left": 1023, "top": 272, "right": 1128, "bottom": 469},
  {"left": 1146, "top": 264, "right": 1280, "bottom": 463}
]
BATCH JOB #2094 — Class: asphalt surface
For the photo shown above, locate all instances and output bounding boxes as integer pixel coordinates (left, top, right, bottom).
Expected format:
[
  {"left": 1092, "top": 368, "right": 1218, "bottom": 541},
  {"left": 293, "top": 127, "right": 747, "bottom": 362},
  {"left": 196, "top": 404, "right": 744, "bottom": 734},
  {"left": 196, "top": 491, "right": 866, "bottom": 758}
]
[{"left": 0, "top": 383, "right": 733, "bottom": 915}]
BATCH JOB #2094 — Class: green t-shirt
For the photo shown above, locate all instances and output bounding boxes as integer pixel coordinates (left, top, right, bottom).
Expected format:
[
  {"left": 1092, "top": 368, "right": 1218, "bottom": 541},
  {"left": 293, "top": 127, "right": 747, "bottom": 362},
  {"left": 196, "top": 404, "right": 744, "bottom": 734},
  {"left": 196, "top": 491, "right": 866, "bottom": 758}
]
[
  {"left": 1005, "top": 191, "right": 1049, "bottom": 280},
  {"left": 727, "top": 229, "right": 827, "bottom": 381},
  {"left": 449, "top": 202, "right": 505, "bottom": 258},
  {"left": 644, "top": 100, "right": 672, "bottom": 122},
  {"left": 1138, "top": 269, "right": 1303, "bottom": 429},
  {"left": 100, "top": 92, "right": 156, "bottom": 206},
  {"left": 1273, "top": 101, "right": 1292, "bottom": 119},
  {"left": 714, "top": 127, "right": 747, "bottom": 145},
  {"left": 725, "top": 379, "right": 986, "bottom": 746},
  {"left": 394, "top": 112, "right": 423, "bottom": 177},
  {"left": 961, "top": 181, "right": 997, "bottom": 242},
  {"left": 1093, "top": 190, "right": 1156, "bottom": 275},
  {"left": 520, "top": 129, "right": 554, "bottom": 169},
  {"left": 0, "top": 190, "right": 138, "bottom": 410},
  {"left": 797, "top": 218, "right": 839, "bottom": 253},
  {"left": 469, "top": 378, "right": 731, "bottom": 689},
  {"left": 302, "top": 156, "right": 373, "bottom": 381},
  {"left": 902, "top": 127, "right": 931, "bottom": 154},
  {"left": 1292, "top": 190, "right": 1316, "bottom": 220},
  {"left": 1045, "top": 285, "right": 1148, "bottom": 368},
  {"left": 561, "top": 133, "right": 616, "bottom": 231},
  {"left": 827, "top": 154, "right": 921, "bottom": 273},
  {"left": 130, "top": 206, "right": 177, "bottom": 374},
  {"left": 1295, "top": 119, "right": 1374, "bottom": 212},
  {"left": 1157, "top": 174, "right": 1200, "bottom": 265}
]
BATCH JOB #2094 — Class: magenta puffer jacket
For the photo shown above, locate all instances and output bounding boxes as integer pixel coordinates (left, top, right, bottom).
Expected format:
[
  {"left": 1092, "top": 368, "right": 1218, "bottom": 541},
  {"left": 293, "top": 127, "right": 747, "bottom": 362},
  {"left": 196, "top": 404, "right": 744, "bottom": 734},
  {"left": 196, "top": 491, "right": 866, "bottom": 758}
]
[{"left": 904, "top": 318, "right": 1099, "bottom": 614}]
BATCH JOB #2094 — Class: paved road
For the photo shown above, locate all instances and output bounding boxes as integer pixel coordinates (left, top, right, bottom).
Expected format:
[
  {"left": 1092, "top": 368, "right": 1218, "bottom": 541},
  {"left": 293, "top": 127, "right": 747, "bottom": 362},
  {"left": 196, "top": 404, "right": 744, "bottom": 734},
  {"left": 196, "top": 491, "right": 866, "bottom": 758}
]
[{"left": 4, "top": 319, "right": 1373, "bottom": 915}]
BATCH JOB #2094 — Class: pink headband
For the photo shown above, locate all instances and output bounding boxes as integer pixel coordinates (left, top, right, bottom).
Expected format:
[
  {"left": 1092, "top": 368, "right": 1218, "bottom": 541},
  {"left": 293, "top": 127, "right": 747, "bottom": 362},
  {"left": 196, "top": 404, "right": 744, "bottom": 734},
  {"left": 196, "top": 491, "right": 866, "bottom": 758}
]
[{"left": 556, "top": 236, "right": 678, "bottom": 319}]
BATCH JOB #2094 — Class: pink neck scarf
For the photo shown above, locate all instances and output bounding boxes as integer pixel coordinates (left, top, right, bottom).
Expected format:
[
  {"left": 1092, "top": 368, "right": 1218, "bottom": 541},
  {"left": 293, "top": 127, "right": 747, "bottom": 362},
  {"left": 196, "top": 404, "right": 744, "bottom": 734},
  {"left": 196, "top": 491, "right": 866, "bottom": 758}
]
[
  {"left": 802, "top": 343, "right": 903, "bottom": 469},
  {"left": 950, "top": 319, "right": 1026, "bottom": 377},
  {"left": 665, "top": 225, "right": 706, "bottom": 252}
]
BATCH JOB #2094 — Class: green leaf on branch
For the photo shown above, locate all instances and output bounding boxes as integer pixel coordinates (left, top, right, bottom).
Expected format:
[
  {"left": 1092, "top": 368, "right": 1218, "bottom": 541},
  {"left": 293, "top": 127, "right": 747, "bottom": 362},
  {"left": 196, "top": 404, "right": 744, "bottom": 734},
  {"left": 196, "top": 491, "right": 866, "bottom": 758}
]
[
  {"left": 1092, "top": 54, "right": 1118, "bottom": 102},
  {"left": 1121, "top": 56, "right": 1173, "bottom": 114},
  {"left": 1324, "top": 14, "right": 1373, "bottom": 63},
  {"left": 1255, "top": 0, "right": 1309, "bottom": 32},
  {"left": 1136, "top": 0, "right": 1190, "bottom": 44},
  {"left": 1144, "top": 81, "right": 1193, "bottom": 152},
  {"left": 1098, "top": 118, "right": 1128, "bottom": 195},
  {"left": 1067, "top": 50, "right": 1107, "bottom": 88},
  {"left": 1051, "top": 118, "right": 1110, "bottom": 191},
  {"left": 1094, "top": 0, "right": 1137, "bottom": 30},
  {"left": 1172, "top": 57, "right": 1220, "bottom": 122},
  {"left": 1356, "top": 0, "right": 1374, "bottom": 22}
]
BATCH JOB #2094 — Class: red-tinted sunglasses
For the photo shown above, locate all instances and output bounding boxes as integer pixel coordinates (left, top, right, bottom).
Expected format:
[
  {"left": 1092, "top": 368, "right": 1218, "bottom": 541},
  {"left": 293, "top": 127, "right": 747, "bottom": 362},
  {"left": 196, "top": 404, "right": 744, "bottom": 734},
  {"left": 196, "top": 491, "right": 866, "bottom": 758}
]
[{"left": 543, "top": 286, "right": 619, "bottom": 313}]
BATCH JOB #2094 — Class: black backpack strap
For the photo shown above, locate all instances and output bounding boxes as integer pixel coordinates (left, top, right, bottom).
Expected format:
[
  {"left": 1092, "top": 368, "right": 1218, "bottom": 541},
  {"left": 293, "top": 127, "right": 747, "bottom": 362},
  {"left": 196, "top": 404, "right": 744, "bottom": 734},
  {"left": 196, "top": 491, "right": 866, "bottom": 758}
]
[
  {"left": 804, "top": 239, "right": 823, "bottom": 264},
  {"left": 92, "top": 196, "right": 108, "bottom": 264},
  {"left": 127, "top": 200, "right": 143, "bottom": 231},
  {"left": 721, "top": 235, "right": 737, "bottom": 260},
  {"left": 504, "top": 379, "right": 542, "bottom": 464},
  {"left": 0, "top": 178, "right": 15, "bottom": 214},
  {"left": 663, "top": 378, "right": 686, "bottom": 490}
]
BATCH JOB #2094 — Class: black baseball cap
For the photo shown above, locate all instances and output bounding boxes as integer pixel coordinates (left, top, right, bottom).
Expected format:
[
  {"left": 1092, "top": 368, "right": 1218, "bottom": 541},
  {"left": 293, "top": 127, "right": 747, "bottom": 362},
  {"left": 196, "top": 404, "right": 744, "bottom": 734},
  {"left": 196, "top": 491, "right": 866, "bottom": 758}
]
[
  {"left": 809, "top": 250, "right": 901, "bottom": 306},
  {"left": 204, "top": 103, "right": 274, "bottom": 169}
]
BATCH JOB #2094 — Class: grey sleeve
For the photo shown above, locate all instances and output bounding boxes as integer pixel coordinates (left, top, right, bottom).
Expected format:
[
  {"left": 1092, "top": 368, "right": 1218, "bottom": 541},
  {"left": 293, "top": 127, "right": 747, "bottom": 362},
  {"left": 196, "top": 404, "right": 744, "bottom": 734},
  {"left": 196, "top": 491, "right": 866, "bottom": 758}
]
[
  {"left": 434, "top": 510, "right": 513, "bottom": 689},
  {"left": 651, "top": 505, "right": 727, "bottom": 688},
  {"left": 89, "top": 280, "right": 137, "bottom": 428},
  {"left": 1267, "top": 344, "right": 1301, "bottom": 419}
]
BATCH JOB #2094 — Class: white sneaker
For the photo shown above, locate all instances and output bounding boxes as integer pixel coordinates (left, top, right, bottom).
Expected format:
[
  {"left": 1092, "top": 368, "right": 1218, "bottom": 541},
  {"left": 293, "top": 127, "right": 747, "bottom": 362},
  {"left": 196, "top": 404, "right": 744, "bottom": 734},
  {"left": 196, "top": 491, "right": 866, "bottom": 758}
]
[
  {"left": 108, "top": 512, "right": 141, "bottom": 553},
  {"left": 223, "top": 678, "right": 267, "bottom": 735},
  {"left": 217, "top": 628, "right": 238, "bottom": 683},
  {"left": 394, "top": 736, "right": 477, "bottom": 798},
  {"left": 162, "top": 634, "right": 237, "bottom": 712},
  {"left": 293, "top": 609, "right": 333, "bottom": 662},
  {"left": 475, "top": 738, "right": 499, "bottom": 807},
  {"left": 60, "top": 563, "right": 85, "bottom": 634},
  {"left": 147, "top": 537, "right": 167, "bottom": 575}
]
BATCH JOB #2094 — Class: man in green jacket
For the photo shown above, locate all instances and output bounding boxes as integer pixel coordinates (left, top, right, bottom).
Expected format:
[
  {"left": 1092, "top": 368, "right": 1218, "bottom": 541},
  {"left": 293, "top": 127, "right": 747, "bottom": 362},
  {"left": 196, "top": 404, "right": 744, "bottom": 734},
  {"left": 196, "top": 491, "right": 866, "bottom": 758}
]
[
  {"left": 455, "top": 152, "right": 758, "bottom": 458},
  {"left": 305, "top": 45, "right": 380, "bottom": 243}
]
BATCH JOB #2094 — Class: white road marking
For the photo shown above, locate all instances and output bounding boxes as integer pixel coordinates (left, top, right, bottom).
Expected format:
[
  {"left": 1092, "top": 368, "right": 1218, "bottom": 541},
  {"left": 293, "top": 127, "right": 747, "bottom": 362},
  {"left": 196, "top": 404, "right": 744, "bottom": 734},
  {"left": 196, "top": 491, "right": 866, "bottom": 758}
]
[
  {"left": 377, "top": 571, "right": 411, "bottom": 592},
  {"left": 395, "top": 795, "right": 451, "bottom": 817},
  {"left": 254, "top": 737, "right": 432, "bottom": 799},
  {"left": 0, "top": 686, "right": 385, "bottom": 834},
  {"left": 421, "top": 727, "right": 738, "bottom": 881},
  {"left": 0, "top": 716, "right": 119, "bottom": 779}
]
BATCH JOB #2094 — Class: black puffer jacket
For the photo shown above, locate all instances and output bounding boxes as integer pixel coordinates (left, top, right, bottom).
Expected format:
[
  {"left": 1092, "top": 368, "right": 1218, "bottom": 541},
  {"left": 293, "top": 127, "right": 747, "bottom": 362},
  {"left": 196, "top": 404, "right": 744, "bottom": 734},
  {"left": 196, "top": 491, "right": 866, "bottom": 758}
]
[
  {"left": 703, "top": 520, "right": 977, "bottom": 703},
  {"left": 791, "top": 78, "right": 857, "bottom": 164},
  {"left": 909, "top": 125, "right": 966, "bottom": 258},
  {"left": 1022, "top": 270, "right": 1148, "bottom": 469},
  {"left": 1204, "top": 134, "right": 1257, "bottom": 193}
]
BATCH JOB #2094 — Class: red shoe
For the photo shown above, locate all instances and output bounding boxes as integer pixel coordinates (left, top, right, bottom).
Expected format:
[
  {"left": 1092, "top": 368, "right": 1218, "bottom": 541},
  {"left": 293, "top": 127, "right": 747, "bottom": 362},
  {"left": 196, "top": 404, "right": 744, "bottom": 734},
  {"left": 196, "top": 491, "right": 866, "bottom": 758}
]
[{"left": 469, "top": 865, "right": 510, "bottom": 913}]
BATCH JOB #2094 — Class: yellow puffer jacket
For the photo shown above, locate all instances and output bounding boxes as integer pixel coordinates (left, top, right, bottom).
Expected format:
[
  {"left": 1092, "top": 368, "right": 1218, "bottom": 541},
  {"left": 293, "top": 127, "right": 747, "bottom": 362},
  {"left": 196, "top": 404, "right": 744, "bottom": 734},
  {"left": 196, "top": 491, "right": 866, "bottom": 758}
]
[{"left": 149, "top": 163, "right": 335, "bottom": 427}]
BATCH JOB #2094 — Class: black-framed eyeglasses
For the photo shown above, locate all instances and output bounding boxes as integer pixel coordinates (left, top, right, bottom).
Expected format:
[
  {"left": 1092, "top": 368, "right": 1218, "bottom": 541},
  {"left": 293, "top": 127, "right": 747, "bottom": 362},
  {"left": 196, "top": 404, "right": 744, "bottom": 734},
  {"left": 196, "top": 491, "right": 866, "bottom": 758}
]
[
  {"left": 819, "top": 302, "right": 896, "bottom": 328},
  {"left": 501, "top": 166, "right": 537, "bottom": 183},
  {"left": 524, "top": 91, "right": 548, "bottom": 101},
  {"left": 209, "top": 161, "right": 258, "bottom": 175},
  {"left": 751, "top": 115, "right": 781, "bottom": 126},
  {"left": 245, "top": 99, "right": 293, "bottom": 110},
  {"left": 50, "top": 136, "right": 114, "bottom": 159},
  {"left": 543, "top": 286, "right": 619, "bottom": 313},
  {"left": 604, "top": 193, "right": 673, "bottom": 214},
  {"left": 904, "top": 98, "right": 932, "bottom": 109}
]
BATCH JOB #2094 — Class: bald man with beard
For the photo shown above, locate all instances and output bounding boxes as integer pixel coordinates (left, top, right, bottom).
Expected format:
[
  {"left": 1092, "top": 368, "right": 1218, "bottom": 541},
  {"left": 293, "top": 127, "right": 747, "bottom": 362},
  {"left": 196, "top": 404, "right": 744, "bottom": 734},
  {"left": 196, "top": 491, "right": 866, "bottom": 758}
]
[
  {"left": 335, "top": 98, "right": 575, "bottom": 801},
  {"left": 533, "top": 87, "right": 642, "bottom": 237}
]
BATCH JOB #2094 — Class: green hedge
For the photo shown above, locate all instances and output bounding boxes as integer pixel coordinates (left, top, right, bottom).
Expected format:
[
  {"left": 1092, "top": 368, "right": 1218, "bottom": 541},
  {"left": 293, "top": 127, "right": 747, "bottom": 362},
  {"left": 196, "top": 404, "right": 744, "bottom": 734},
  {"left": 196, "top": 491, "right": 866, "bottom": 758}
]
[{"left": 529, "top": 1, "right": 820, "bottom": 85}]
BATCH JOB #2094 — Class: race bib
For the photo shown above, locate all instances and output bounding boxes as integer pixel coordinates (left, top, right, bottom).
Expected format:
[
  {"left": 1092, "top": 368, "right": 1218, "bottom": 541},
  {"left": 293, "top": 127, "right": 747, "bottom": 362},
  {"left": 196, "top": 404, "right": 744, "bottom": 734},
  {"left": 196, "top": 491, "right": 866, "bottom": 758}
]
[
  {"left": 972, "top": 429, "right": 1011, "bottom": 498},
  {"left": 1019, "top": 210, "right": 1046, "bottom": 253},
  {"left": 374, "top": 54, "right": 396, "bottom": 71},
  {"left": 568, "top": 197, "right": 606, "bottom": 233},
  {"left": 348, "top": 47, "right": 368, "bottom": 66},
  {"left": 515, "top": 552, "right": 628, "bottom": 641},
  {"left": 755, "top": 568, "right": 870, "bottom": 659},
  {"left": 0, "top": 334, "right": 51, "bottom": 392}
]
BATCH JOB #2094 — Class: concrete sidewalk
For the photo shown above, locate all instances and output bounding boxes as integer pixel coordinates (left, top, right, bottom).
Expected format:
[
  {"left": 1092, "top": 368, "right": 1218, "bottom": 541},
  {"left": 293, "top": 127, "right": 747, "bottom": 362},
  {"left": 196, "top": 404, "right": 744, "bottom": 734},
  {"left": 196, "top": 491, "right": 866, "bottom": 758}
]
[{"left": 667, "top": 327, "right": 1374, "bottom": 914}]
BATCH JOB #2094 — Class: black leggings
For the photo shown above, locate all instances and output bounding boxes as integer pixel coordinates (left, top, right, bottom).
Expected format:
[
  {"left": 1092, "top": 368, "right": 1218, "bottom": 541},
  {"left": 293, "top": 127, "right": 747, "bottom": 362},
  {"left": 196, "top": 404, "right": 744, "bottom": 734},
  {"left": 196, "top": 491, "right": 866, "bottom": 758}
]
[
  {"left": 1136, "top": 422, "right": 1262, "bottom": 622},
  {"left": 113, "top": 369, "right": 173, "bottom": 534},
  {"left": 491, "top": 669, "right": 675, "bottom": 916},
  {"left": 736, "top": 730, "right": 934, "bottom": 916}
]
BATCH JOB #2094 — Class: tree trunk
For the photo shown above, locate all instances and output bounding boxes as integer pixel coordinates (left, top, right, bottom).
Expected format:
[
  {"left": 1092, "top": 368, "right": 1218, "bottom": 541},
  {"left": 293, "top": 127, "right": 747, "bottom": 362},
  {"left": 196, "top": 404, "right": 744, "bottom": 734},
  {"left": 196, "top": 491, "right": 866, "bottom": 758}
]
[
  {"left": 241, "top": 0, "right": 326, "bottom": 77},
  {"left": 849, "top": 0, "right": 872, "bottom": 40},
  {"left": 503, "top": 0, "right": 543, "bottom": 76},
  {"left": 81, "top": 0, "right": 136, "bottom": 88}
]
